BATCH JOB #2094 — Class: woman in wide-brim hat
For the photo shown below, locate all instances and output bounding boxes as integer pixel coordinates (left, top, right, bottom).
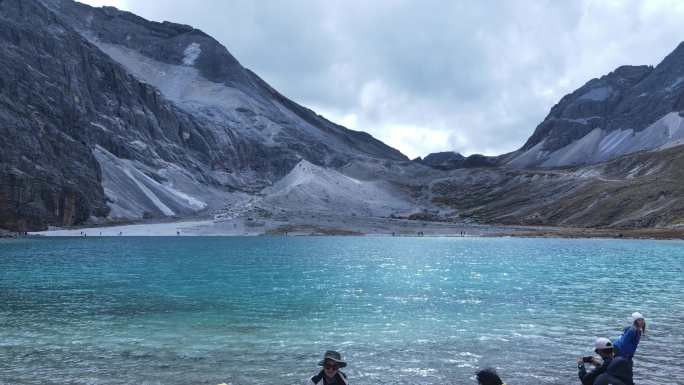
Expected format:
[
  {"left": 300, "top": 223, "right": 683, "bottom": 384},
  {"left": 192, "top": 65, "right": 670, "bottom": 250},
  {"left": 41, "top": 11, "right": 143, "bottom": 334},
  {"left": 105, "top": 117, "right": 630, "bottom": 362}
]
[{"left": 308, "top": 350, "right": 348, "bottom": 385}]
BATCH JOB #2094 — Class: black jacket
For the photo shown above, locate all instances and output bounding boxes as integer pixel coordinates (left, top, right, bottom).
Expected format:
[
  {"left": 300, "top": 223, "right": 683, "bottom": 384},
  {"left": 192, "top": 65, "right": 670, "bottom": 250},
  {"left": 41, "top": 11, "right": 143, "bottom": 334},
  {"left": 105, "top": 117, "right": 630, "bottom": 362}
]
[
  {"left": 308, "top": 370, "right": 348, "bottom": 385},
  {"left": 578, "top": 358, "right": 611, "bottom": 385},
  {"left": 594, "top": 357, "right": 633, "bottom": 385}
]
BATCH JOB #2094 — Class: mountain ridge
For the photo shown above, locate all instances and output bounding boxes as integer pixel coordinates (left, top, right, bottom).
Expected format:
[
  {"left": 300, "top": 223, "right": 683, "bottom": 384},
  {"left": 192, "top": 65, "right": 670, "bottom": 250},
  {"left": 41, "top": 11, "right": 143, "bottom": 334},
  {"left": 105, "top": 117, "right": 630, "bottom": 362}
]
[
  {"left": 45, "top": 0, "right": 407, "bottom": 163},
  {"left": 0, "top": 0, "right": 407, "bottom": 230},
  {"left": 2, "top": 0, "right": 684, "bottom": 232},
  {"left": 507, "top": 41, "right": 684, "bottom": 168}
]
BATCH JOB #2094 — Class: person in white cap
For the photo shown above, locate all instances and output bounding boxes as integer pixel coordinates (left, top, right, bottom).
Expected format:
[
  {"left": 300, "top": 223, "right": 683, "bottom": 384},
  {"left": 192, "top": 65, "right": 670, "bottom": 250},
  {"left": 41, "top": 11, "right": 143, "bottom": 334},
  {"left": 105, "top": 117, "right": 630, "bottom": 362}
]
[
  {"left": 576, "top": 337, "right": 615, "bottom": 385},
  {"left": 613, "top": 312, "right": 646, "bottom": 360}
]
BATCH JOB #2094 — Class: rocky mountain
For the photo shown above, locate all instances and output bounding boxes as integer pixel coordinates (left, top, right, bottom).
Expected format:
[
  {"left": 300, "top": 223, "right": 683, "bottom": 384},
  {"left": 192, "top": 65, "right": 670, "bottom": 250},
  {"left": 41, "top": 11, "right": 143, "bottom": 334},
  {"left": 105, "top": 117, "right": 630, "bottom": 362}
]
[
  {"left": 416, "top": 152, "right": 465, "bottom": 169},
  {"left": 430, "top": 144, "right": 684, "bottom": 228},
  {"left": 421, "top": 45, "right": 684, "bottom": 172},
  {"left": 0, "top": 0, "right": 406, "bottom": 231},
  {"left": 415, "top": 151, "right": 496, "bottom": 170},
  {"left": 411, "top": 42, "right": 684, "bottom": 228},
  {"left": 2, "top": 0, "right": 684, "bottom": 233},
  {"left": 507, "top": 44, "right": 684, "bottom": 168}
]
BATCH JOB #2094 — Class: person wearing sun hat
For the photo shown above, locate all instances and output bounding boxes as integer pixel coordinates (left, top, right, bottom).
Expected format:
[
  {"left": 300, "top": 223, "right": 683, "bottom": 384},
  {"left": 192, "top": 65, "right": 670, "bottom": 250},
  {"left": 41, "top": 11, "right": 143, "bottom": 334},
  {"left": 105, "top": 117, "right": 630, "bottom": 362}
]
[
  {"left": 307, "top": 350, "right": 348, "bottom": 385},
  {"left": 576, "top": 337, "right": 615, "bottom": 385},
  {"left": 613, "top": 312, "right": 646, "bottom": 360},
  {"left": 475, "top": 368, "right": 507, "bottom": 385}
]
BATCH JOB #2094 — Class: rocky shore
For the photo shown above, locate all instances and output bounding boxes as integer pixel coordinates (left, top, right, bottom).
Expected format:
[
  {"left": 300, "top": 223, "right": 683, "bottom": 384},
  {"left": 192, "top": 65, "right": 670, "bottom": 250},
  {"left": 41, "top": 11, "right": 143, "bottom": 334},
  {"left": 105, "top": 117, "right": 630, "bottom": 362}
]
[{"left": 24, "top": 215, "right": 684, "bottom": 240}]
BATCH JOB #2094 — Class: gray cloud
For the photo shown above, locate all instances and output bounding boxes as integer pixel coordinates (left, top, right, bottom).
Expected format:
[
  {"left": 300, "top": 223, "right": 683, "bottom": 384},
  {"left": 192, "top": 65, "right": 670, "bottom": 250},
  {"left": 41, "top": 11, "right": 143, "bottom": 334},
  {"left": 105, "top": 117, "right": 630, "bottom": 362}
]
[{"left": 85, "top": 0, "right": 684, "bottom": 158}]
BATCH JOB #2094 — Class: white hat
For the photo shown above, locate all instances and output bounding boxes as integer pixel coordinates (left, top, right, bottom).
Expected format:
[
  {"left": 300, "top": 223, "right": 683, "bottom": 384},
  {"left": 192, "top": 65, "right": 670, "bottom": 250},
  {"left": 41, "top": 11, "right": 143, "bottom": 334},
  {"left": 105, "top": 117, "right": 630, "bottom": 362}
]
[
  {"left": 631, "top": 312, "right": 644, "bottom": 322},
  {"left": 594, "top": 337, "right": 613, "bottom": 351}
]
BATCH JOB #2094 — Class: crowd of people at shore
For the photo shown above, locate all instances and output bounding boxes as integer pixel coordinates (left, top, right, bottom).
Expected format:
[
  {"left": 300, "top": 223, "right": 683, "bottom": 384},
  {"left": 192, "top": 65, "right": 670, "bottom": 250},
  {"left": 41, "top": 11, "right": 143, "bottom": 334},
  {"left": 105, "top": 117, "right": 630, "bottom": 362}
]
[{"left": 297, "top": 312, "right": 645, "bottom": 385}]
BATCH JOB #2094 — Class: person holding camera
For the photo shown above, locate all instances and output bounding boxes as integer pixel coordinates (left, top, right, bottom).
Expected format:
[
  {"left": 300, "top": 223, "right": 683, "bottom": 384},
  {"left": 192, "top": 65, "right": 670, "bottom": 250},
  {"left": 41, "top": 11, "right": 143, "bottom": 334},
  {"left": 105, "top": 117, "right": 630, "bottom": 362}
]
[{"left": 577, "top": 337, "right": 615, "bottom": 385}]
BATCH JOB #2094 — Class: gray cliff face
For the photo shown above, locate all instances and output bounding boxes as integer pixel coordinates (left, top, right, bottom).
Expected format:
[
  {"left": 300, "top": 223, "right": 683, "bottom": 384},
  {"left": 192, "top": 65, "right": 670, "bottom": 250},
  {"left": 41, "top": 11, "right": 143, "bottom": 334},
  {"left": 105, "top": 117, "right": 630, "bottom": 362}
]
[
  {"left": 0, "top": 0, "right": 114, "bottom": 230},
  {"left": 0, "top": 0, "right": 407, "bottom": 231},
  {"left": 1, "top": 0, "right": 251, "bottom": 230},
  {"left": 4, "top": 0, "right": 684, "bottom": 232},
  {"left": 521, "top": 65, "right": 654, "bottom": 152},
  {"left": 43, "top": 0, "right": 406, "bottom": 166},
  {"left": 509, "top": 43, "right": 684, "bottom": 168}
]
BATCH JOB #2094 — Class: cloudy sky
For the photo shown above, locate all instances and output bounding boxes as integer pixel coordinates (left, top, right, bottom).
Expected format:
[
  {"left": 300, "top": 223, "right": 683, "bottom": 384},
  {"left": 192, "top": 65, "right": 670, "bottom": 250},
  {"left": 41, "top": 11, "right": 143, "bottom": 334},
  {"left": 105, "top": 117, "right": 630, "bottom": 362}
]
[{"left": 82, "top": 0, "right": 684, "bottom": 159}]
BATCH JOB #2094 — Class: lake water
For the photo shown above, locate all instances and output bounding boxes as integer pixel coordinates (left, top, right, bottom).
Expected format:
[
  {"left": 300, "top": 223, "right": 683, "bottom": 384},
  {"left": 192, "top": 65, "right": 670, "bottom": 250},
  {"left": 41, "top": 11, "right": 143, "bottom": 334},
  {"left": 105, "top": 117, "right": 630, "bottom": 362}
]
[{"left": 1, "top": 237, "right": 682, "bottom": 385}]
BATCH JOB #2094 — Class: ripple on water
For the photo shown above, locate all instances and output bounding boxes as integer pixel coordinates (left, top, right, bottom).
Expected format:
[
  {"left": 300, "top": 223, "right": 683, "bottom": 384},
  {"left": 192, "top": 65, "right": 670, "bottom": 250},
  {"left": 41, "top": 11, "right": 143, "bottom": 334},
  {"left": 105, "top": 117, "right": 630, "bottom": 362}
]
[{"left": 0, "top": 237, "right": 682, "bottom": 385}]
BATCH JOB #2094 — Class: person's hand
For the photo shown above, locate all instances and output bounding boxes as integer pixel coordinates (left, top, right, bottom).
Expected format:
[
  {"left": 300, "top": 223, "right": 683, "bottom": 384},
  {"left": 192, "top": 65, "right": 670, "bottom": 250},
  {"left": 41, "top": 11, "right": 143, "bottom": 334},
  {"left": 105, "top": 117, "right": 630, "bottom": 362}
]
[
  {"left": 576, "top": 357, "right": 583, "bottom": 366},
  {"left": 590, "top": 357, "right": 602, "bottom": 366}
]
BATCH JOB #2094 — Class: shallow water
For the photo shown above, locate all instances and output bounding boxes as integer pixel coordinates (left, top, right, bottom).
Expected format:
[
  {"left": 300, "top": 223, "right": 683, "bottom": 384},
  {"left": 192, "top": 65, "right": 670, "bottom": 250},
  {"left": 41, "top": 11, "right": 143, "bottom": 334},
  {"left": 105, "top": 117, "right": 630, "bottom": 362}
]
[{"left": 1, "top": 237, "right": 682, "bottom": 385}]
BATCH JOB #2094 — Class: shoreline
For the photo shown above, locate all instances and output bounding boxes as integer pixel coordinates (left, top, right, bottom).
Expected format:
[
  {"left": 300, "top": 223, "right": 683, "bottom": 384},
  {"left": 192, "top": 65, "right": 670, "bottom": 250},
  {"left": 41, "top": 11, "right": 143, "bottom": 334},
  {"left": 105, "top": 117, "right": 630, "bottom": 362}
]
[
  {"left": 18, "top": 216, "right": 684, "bottom": 240},
  {"left": 496, "top": 226, "right": 684, "bottom": 241}
]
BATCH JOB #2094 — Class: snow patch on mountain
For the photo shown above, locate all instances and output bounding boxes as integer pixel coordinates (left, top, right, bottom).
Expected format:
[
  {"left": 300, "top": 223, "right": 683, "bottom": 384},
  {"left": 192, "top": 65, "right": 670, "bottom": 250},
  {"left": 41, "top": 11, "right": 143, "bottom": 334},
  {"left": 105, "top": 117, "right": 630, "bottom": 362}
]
[
  {"left": 182, "top": 42, "right": 201, "bottom": 66},
  {"left": 667, "top": 76, "right": 684, "bottom": 91},
  {"left": 578, "top": 86, "right": 612, "bottom": 101},
  {"left": 130, "top": 140, "right": 148, "bottom": 150},
  {"left": 559, "top": 116, "right": 601, "bottom": 125},
  {"left": 509, "top": 112, "right": 684, "bottom": 168}
]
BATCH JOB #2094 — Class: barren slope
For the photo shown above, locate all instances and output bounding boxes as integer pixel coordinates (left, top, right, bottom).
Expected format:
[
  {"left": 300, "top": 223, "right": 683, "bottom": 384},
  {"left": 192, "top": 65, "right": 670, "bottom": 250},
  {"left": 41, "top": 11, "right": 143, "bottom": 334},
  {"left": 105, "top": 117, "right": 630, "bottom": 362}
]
[{"left": 432, "top": 145, "right": 684, "bottom": 228}]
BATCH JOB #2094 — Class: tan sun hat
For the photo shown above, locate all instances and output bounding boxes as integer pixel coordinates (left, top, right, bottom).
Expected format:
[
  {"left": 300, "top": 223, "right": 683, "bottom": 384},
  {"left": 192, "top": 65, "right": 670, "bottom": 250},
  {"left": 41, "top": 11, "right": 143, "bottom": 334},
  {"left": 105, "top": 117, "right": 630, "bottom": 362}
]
[{"left": 318, "top": 350, "right": 347, "bottom": 368}]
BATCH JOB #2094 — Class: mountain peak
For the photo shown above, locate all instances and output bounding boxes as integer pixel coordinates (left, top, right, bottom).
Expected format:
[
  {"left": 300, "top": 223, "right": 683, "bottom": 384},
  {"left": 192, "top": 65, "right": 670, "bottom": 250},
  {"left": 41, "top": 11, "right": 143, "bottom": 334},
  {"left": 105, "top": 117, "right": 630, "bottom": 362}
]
[
  {"left": 668, "top": 40, "right": 684, "bottom": 56},
  {"left": 418, "top": 151, "right": 496, "bottom": 170},
  {"left": 0, "top": 0, "right": 409, "bottom": 230},
  {"left": 510, "top": 41, "right": 684, "bottom": 169}
]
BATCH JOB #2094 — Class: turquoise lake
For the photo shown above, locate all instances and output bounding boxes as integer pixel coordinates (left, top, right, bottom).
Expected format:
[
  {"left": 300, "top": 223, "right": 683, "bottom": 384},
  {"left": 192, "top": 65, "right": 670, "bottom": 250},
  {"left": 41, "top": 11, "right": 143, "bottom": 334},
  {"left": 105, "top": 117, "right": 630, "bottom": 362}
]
[{"left": 1, "top": 237, "right": 682, "bottom": 385}]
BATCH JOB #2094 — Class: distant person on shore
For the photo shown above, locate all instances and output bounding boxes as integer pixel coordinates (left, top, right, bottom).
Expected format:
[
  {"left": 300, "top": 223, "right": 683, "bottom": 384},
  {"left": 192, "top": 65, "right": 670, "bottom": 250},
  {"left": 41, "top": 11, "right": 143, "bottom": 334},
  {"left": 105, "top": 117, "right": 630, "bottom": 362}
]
[
  {"left": 308, "top": 350, "right": 348, "bottom": 385},
  {"left": 613, "top": 312, "right": 645, "bottom": 360},
  {"left": 577, "top": 337, "right": 615, "bottom": 385},
  {"left": 594, "top": 356, "right": 633, "bottom": 385},
  {"left": 475, "top": 368, "right": 505, "bottom": 385}
]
